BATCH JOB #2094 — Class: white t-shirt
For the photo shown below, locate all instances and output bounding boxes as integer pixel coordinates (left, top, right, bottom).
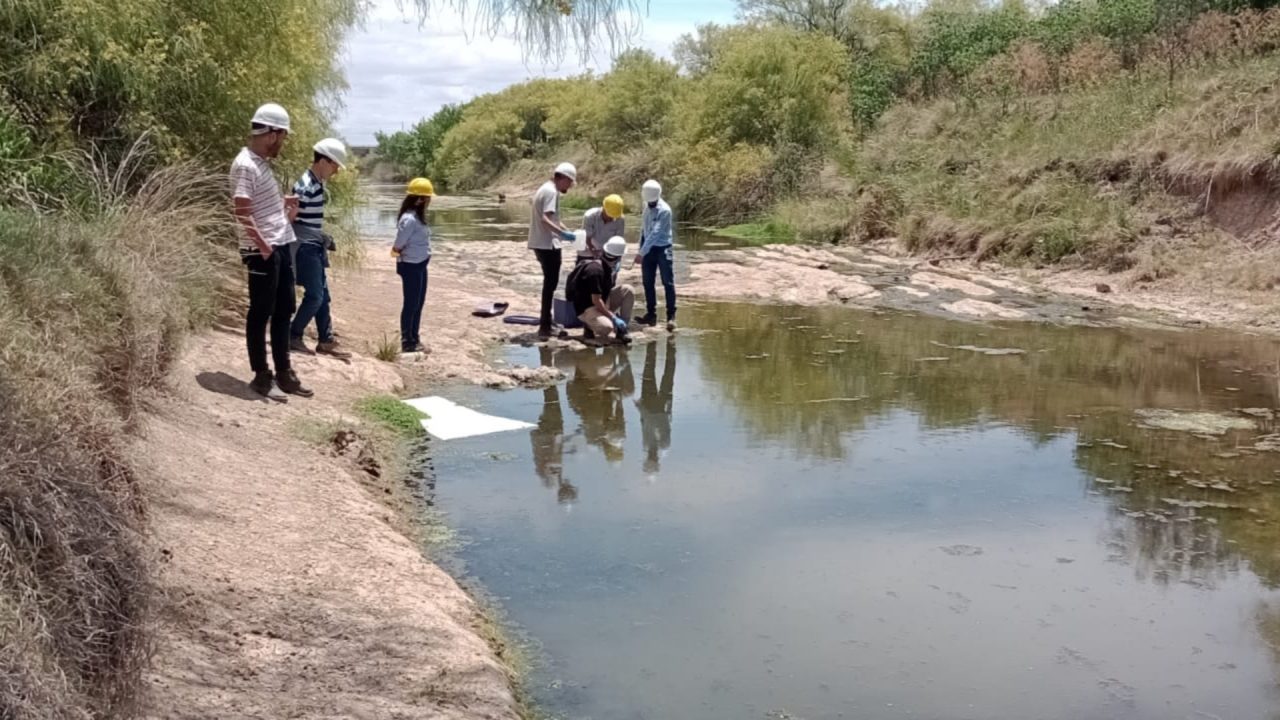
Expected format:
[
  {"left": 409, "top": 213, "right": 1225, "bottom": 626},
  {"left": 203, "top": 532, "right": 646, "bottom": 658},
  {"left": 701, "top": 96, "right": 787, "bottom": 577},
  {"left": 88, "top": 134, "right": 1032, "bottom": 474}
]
[
  {"left": 230, "top": 147, "right": 294, "bottom": 251},
  {"left": 527, "top": 180, "right": 560, "bottom": 251}
]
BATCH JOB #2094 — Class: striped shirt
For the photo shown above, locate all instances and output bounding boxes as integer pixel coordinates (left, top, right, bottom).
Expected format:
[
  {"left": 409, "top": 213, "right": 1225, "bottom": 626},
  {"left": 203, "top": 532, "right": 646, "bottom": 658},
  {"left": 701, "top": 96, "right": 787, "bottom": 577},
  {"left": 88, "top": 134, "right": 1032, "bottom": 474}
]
[
  {"left": 292, "top": 168, "right": 326, "bottom": 245},
  {"left": 229, "top": 147, "right": 294, "bottom": 250}
]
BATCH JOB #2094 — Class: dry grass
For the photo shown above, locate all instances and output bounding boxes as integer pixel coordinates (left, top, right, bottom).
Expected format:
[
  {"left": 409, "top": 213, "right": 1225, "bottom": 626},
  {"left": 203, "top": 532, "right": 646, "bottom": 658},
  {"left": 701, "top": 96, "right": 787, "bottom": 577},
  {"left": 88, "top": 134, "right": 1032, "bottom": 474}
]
[
  {"left": 0, "top": 148, "right": 230, "bottom": 718},
  {"left": 833, "top": 52, "right": 1280, "bottom": 272}
]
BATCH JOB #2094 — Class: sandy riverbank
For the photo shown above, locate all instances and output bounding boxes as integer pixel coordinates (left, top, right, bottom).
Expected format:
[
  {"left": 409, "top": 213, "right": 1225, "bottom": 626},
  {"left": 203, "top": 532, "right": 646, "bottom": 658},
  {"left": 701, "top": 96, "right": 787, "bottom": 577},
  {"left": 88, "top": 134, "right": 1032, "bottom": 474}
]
[{"left": 142, "top": 233, "right": 1274, "bottom": 717}]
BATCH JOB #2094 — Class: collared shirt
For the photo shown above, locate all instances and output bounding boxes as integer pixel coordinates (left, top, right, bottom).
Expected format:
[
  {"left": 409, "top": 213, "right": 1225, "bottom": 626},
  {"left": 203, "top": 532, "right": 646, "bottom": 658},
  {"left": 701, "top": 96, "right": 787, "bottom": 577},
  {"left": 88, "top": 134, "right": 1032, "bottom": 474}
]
[
  {"left": 394, "top": 211, "right": 432, "bottom": 264},
  {"left": 639, "top": 199, "right": 673, "bottom": 257},
  {"left": 580, "top": 206, "right": 625, "bottom": 259},
  {"left": 229, "top": 147, "right": 294, "bottom": 250},
  {"left": 527, "top": 180, "right": 560, "bottom": 250},
  {"left": 292, "top": 168, "right": 326, "bottom": 246}
]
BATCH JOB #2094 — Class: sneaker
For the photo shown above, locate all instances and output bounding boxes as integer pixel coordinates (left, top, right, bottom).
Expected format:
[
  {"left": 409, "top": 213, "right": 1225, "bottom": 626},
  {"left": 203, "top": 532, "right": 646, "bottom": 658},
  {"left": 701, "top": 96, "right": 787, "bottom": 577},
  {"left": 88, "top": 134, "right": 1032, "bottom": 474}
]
[
  {"left": 289, "top": 336, "right": 314, "bottom": 355},
  {"left": 275, "top": 369, "right": 314, "bottom": 398},
  {"left": 666, "top": 319, "right": 677, "bottom": 332},
  {"left": 249, "top": 372, "right": 287, "bottom": 403},
  {"left": 316, "top": 340, "right": 351, "bottom": 359},
  {"left": 634, "top": 315, "right": 657, "bottom": 327}
]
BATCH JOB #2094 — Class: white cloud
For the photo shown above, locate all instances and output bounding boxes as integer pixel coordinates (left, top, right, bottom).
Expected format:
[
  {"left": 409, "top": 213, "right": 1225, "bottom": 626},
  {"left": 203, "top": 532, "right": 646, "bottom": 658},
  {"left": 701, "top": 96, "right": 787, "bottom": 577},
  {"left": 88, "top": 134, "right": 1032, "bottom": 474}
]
[{"left": 334, "top": 0, "right": 727, "bottom": 145}]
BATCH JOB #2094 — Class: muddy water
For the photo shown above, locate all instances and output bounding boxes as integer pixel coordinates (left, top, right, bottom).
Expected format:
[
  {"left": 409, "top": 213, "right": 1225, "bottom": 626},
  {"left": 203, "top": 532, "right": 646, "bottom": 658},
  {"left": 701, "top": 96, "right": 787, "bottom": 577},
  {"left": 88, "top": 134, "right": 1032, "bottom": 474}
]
[{"left": 428, "top": 301, "right": 1280, "bottom": 720}]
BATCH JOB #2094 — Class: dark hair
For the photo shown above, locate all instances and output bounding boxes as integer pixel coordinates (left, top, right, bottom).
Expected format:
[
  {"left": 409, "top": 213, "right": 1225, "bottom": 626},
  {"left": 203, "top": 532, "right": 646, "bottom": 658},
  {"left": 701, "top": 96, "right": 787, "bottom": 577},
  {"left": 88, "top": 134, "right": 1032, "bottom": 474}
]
[
  {"left": 398, "top": 194, "right": 427, "bottom": 224},
  {"left": 313, "top": 151, "right": 326, "bottom": 164}
]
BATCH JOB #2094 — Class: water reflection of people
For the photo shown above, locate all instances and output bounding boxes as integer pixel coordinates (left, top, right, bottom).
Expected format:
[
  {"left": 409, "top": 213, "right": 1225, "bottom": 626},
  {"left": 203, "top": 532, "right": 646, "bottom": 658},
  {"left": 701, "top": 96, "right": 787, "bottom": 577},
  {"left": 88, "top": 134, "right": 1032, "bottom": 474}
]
[
  {"left": 530, "top": 347, "right": 577, "bottom": 503},
  {"left": 565, "top": 347, "right": 635, "bottom": 463},
  {"left": 635, "top": 339, "right": 675, "bottom": 475}
]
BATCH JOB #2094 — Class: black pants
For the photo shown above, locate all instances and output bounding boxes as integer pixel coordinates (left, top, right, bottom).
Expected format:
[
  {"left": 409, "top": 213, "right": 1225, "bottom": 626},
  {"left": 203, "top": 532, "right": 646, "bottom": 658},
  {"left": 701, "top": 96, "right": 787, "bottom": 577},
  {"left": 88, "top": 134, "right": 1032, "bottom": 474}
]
[
  {"left": 397, "top": 259, "right": 428, "bottom": 350},
  {"left": 243, "top": 248, "right": 294, "bottom": 375},
  {"left": 534, "top": 248, "right": 561, "bottom": 329}
]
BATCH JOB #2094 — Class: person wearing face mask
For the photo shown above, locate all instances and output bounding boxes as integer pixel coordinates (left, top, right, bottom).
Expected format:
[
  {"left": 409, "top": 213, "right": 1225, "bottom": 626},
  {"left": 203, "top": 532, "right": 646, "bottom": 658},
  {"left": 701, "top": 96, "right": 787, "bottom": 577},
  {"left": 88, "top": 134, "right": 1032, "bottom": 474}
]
[
  {"left": 568, "top": 236, "right": 634, "bottom": 344},
  {"left": 230, "top": 102, "right": 310, "bottom": 402},
  {"left": 632, "top": 179, "right": 676, "bottom": 332}
]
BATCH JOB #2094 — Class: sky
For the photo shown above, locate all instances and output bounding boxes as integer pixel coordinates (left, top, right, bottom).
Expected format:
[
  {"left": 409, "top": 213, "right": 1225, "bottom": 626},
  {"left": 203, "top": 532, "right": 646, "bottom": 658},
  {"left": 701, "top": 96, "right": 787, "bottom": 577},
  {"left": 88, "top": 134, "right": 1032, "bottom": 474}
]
[{"left": 334, "top": 0, "right": 736, "bottom": 145}]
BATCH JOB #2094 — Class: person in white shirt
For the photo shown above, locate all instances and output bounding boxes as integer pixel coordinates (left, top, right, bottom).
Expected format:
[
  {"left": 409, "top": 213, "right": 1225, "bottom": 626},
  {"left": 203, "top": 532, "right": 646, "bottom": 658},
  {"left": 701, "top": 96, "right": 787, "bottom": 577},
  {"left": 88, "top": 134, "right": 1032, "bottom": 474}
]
[
  {"left": 229, "top": 103, "right": 312, "bottom": 401},
  {"left": 527, "top": 162, "right": 578, "bottom": 340}
]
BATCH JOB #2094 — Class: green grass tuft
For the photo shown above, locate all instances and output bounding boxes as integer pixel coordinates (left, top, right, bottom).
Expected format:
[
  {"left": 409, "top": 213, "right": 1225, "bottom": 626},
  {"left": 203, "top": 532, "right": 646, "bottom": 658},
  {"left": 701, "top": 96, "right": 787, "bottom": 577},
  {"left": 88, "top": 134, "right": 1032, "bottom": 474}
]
[{"left": 356, "top": 395, "right": 427, "bottom": 437}]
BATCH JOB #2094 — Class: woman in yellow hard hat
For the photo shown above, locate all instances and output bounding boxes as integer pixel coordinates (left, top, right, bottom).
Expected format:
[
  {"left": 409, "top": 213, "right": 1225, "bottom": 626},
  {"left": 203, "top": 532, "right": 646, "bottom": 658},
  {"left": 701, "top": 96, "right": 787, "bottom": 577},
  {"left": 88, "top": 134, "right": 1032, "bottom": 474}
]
[{"left": 392, "top": 178, "right": 434, "bottom": 353}]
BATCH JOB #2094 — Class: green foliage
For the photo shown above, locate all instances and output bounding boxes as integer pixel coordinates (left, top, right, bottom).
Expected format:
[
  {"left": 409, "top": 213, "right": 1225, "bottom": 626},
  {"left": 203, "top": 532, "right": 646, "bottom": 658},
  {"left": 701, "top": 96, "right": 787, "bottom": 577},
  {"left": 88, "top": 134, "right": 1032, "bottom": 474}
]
[
  {"left": 588, "top": 50, "right": 680, "bottom": 152},
  {"left": 711, "top": 219, "right": 796, "bottom": 244},
  {"left": 685, "top": 26, "right": 850, "bottom": 149},
  {"left": 0, "top": 0, "right": 359, "bottom": 179},
  {"left": 375, "top": 104, "right": 466, "bottom": 180},
  {"left": 910, "top": 1, "right": 1031, "bottom": 95},
  {"left": 356, "top": 395, "right": 427, "bottom": 437}
]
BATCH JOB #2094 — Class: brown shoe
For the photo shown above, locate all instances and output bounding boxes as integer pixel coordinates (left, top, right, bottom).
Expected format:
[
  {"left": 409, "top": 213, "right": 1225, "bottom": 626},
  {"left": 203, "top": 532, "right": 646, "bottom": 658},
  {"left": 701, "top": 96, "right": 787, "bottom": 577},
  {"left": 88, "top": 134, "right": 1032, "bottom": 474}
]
[
  {"left": 316, "top": 340, "right": 351, "bottom": 359},
  {"left": 289, "top": 336, "right": 314, "bottom": 355},
  {"left": 275, "top": 369, "right": 314, "bottom": 398}
]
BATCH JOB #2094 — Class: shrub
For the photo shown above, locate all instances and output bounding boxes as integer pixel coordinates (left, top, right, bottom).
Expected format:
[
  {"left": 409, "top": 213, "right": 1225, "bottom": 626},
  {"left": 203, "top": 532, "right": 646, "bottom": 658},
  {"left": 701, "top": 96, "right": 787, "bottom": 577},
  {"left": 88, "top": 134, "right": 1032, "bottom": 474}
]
[
  {"left": 1063, "top": 37, "right": 1123, "bottom": 86},
  {"left": 0, "top": 154, "right": 229, "bottom": 719}
]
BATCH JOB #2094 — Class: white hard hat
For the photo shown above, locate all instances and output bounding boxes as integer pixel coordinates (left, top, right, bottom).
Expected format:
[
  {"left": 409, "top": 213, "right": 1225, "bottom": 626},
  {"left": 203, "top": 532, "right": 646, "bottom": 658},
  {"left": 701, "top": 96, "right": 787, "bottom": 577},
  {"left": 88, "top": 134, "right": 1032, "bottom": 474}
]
[
  {"left": 602, "top": 235, "right": 627, "bottom": 259},
  {"left": 313, "top": 138, "right": 347, "bottom": 168},
  {"left": 554, "top": 162, "right": 577, "bottom": 182},
  {"left": 641, "top": 179, "right": 662, "bottom": 203},
  {"left": 251, "top": 103, "right": 290, "bottom": 133}
]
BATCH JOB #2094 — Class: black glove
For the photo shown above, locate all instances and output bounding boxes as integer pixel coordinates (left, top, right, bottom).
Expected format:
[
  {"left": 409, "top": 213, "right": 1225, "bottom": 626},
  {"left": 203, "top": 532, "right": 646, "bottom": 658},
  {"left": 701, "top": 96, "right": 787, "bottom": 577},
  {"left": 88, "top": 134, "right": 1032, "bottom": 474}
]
[{"left": 322, "top": 232, "right": 336, "bottom": 252}]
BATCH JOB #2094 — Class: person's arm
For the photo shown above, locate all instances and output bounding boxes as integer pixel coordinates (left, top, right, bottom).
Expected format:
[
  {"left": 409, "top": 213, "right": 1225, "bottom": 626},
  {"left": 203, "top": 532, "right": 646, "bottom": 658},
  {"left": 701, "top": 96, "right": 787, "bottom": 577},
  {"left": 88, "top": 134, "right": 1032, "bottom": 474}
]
[
  {"left": 392, "top": 216, "right": 412, "bottom": 255},
  {"left": 541, "top": 210, "right": 571, "bottom": 238},
  {"left": 233, "top": 197, "right": 272, "bottom": 259},
  {"left": 592, "top": 293, "right": 613, "bottom": 320}
]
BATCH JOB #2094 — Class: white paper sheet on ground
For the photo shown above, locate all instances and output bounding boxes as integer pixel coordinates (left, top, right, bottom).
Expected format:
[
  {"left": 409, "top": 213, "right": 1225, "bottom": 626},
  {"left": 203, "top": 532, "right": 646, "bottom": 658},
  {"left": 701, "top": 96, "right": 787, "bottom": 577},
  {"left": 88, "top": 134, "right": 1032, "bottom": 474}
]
[{"left": 403, "top": 396, "right": 534, "bottom": 440}]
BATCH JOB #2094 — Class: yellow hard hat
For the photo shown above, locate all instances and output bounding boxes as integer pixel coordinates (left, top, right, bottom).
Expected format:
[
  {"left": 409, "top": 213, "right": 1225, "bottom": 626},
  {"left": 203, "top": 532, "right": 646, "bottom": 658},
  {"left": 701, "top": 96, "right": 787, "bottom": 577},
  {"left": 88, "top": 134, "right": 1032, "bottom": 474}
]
[
  {"left": 407, "top": 178, "right": 435, "bottom": 197},
  {"left": 603, "top": 194, "right": 624, "bottom": 218}
]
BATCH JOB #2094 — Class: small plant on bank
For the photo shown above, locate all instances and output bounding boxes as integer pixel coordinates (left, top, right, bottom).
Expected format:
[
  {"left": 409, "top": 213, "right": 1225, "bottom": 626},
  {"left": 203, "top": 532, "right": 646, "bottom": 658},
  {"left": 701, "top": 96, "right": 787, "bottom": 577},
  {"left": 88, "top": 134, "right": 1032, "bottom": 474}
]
[
  {"left": 374, "top": 333, "right": 401, "bottom": 362},
  {"left": 356, "top": 395, "right": 427, "bottom": 437}
]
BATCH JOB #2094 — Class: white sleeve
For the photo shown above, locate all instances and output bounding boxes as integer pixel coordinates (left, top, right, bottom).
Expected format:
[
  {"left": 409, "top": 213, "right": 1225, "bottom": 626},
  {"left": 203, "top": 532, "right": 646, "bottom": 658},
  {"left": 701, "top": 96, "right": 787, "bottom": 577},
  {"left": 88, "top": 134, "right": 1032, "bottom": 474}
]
[{"left": 230, "top": 163, "right": 255, "bottom": 201}]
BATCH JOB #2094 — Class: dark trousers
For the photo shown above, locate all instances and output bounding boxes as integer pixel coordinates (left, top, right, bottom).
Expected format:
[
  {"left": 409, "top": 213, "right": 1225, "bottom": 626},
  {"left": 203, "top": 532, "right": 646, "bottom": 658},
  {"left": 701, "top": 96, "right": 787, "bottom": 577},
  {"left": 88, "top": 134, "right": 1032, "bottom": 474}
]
[
  {"left": 243, "top": 248, "right": 295, "bottom": 375},
  {"left": 534, "top": 248, "right": 562, "bottom": 329},
  {"left": 396, "top": 259, "right": 428, "bottom": 350},
  {"left": 290, "top": 243, "right": 333, "bottom": 343},
  {"left": 641, "top": 245, "right": 676, "bottom": 321}
]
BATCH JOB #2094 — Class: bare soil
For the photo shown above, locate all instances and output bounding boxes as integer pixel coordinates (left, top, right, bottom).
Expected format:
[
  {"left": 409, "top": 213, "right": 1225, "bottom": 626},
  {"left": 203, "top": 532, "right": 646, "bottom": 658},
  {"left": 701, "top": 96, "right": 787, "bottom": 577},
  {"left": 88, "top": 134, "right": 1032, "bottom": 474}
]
[{"left": 142, "top": 231, "right": 1275, "bottom": 718}]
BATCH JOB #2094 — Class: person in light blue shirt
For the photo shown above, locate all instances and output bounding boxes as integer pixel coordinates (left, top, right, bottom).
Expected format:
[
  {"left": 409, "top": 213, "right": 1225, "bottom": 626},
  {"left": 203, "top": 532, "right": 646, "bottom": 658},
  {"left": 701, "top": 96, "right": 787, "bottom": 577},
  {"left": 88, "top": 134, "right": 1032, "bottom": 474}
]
[
  {"left": 632, "top": 179, "right": 676, "bottom": 331},
  {"left": 392, "top": 178, "right": 434, "bottom": 353}
]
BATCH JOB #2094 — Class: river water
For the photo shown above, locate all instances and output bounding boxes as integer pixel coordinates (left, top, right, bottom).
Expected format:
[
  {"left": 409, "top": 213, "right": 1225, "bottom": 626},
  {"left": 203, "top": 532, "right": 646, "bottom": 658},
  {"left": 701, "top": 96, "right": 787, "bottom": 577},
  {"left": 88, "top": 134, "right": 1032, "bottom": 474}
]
[{"left": 368, "top": 188, "right": 1280, "bottom": 719}]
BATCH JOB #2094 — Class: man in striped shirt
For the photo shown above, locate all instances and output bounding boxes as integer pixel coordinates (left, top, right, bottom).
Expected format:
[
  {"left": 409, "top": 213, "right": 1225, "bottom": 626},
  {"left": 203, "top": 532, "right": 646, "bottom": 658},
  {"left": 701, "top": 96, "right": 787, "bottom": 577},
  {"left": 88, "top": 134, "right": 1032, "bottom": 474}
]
[
  {"left": 289, "top": 138, "right": 350, "bottom": 359},
  {"left": 230, "top": 102, "right": 312, "bottom": 401}
]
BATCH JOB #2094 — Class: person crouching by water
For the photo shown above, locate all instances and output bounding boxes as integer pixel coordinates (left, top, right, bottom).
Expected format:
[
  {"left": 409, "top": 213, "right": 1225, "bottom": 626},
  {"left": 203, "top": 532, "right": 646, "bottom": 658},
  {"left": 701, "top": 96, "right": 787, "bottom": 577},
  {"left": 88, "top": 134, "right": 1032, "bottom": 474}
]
[
  {"left": 392, "top": 178, "right": 433, "bottom": 353},
  {"left": 528, "top": 162, "right": 578, "bottom": 340},
  {"left": 568, "top": 236, "right": 633, "bottom": 344}
]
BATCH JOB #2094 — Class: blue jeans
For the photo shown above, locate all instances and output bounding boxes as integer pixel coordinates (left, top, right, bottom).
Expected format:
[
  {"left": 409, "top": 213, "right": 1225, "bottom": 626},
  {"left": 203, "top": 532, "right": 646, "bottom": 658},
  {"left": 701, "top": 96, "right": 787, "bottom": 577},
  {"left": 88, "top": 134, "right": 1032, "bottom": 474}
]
[
  {"left": 641, "top": 245, "right": 676, "bottom": 321},
  {"left": 290, "top": 243, "right": 333, "bottom": 343},
  {"left": 397, "top": 258, "right": 429, "bottom": 349}
]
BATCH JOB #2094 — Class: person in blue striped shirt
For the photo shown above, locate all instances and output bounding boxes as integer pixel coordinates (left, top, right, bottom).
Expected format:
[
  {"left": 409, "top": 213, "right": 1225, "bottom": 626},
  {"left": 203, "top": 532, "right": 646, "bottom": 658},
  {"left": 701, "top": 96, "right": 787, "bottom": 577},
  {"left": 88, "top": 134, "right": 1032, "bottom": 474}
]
[{"left": 289, "top": 138, "right": 350, "bottom": 358}]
